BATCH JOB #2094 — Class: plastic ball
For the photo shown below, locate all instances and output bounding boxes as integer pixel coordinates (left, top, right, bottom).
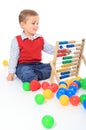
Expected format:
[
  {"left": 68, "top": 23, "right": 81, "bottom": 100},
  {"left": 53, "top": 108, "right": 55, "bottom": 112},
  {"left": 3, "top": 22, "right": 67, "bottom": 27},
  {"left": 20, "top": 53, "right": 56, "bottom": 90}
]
[
  {"left": 80, "top": 94, "right": 86, "bottom": 103},
  {"left": 79, "top": 78, "right": 86, "bottom": 89},
  {"left": 59, "top": 81, "right": 68, "bottom": 86},
  {"left": 59, "top": 84, "right": 68, "bottom": 89},
  {"left": 70, "top": 95, "right": 80, "bottom": 106},
  {"left": 79, "top": 79, "right": 83, "bottom": 87},
  {"left": 56, "top": 88, "right": 66, "bottom": 99},
  {"left": 69, "top": 82, "right": 78, "bottom": 89},
  {"left": 82, "top": 83, "right": 86, "bottom": 89},
  {"left": 75, "top": 76, "right": 82, "bottom": 80},
  {"left": 81, "top": 82, "right": 86, "bottom": 89},
  {"left": 48, "top": 83, "right": 59, "bottom": 93},
  {"left": 42, "top": 115, "right": 54, "bottom": 129},
  {"left": 59, "top": 95, "right": 69, "bottom": 106},
  {"left": 43, "top": 89, "right": 53, "bottom": 99},
  {"left": 69, "top": 85, "right": 77, "bottom": 92},
  {"left": 22, "top": 82, "right": 30, "bottom": 91},
  {"left": 34, "top": 94, "right": 45, "bottom": 105},
  {"left": 41, "top": 81, "right": 50, "bottom": 90},
  {"left": 73, "top": 80, "right": 80, "bottom": 88},
  {"left": 83, "top": 78, "right": 86, "bottom": 82},
  {"left": 65, "top": 79, "right": 71, "bottom": 86},
  {"left": 2, "top": 60, "right": 8, "bottom": 66},
  {"left": 82, "top": 100, "right": 86, "bottom": 109},
  {"left": 66, "top": 89, "right": 75, "bottom": 97},
  {"left": 30, "top": 80, "right": 41, "bottom": 91}
]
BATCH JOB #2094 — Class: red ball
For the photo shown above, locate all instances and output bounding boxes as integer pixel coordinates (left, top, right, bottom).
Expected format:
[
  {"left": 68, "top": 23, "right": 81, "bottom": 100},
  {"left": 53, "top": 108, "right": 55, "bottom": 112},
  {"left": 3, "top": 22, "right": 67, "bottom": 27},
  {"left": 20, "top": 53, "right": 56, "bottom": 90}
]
[
  {"left": 48, "top": 83, "right": 59, "bottom": 93},
  {"left": 30, "top": 80, "right": 41, "bottom": 91},
  {"left": 41, "top": 81, "right": 50, "bottom": 90},
  {"left": 70, "top": 95, "right": 80, "bottom": 106}
]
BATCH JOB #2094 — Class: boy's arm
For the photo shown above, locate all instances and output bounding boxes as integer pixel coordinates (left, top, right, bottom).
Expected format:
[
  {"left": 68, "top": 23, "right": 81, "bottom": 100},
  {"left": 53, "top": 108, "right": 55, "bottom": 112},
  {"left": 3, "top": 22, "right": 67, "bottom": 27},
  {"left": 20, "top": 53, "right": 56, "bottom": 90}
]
[
  {"left": 8, "top": 38, "right": 19, "bottom": 74},
  {"left": 7, "top": 73, "right": 15, "bottom": 81},
  {"left": 43, "top": 39, "right": 55, "bottom": 55}
]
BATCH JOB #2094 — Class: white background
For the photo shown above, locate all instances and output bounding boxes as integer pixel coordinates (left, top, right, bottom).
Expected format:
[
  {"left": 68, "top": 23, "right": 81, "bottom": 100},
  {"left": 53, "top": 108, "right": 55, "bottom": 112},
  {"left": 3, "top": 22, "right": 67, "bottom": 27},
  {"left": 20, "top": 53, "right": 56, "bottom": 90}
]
[{"left": 0, "top": 0, "right": 86, "bottom": 130}]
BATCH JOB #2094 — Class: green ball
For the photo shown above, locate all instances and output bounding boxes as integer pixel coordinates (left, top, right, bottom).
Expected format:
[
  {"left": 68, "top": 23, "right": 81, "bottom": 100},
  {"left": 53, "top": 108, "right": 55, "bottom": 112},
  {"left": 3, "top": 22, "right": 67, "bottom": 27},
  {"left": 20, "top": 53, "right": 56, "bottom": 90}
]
[
  {"left": 79, "top": 78, "right": 86, "bottom": 89},
  {"left": 22, "top": 82, "right": 30, "bottom": 91},
  {"left": 80, "top": 94, "right": 86, "bottom": 103},
  {"left": 83, "top": 78, "right": 86, "bottom": 81},
  {"left": 34, "top": 94, "right": 45, "bottom": 105},
  {"left": 81, "top": 78, "right": 86, "bottom": 89},
  {"left": 82, "top": 82, "right": 86, "bottom": 89},
  {"left": 79, "top": 79, "right": 83, "bottom": 87},
  {"left": 42, "top": 115, "right": 54, "bottom": 129}
]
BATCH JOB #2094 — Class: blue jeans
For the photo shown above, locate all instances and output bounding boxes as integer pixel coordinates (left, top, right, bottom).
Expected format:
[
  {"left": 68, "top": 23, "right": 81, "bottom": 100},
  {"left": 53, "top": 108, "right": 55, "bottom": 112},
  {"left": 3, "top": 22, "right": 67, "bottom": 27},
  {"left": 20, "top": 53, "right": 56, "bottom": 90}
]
[{"left": 16, "top": 62, "right": 51, "bottom": 82}]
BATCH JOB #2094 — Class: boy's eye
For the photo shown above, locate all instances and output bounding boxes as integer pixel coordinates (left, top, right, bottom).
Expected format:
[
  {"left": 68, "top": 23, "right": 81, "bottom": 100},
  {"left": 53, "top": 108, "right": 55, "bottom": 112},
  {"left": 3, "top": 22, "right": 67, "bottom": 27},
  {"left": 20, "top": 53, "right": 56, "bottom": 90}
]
[
  {"left": 32, "top": 22, "right": 39, "bottom": 25},
  {"left": 37, "top": 23, "right": 39, "bottom": 25},
  {"left": 32, "top": 22, "right": 35, "bottom": 25}
]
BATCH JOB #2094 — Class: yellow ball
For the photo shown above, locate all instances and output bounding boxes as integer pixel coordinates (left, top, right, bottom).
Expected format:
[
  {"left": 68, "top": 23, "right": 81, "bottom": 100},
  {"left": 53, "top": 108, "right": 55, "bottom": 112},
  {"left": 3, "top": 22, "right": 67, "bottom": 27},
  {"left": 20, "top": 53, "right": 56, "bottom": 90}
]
[
  {"left": 59, "top": 84, "right": 68, "bottom": 89},
  {"left": 76, "top": 76, "right": 82, "bottom": 80},
  {"left": 73, "top": 76, "right": 82, "bottom": 81},
  {"left": 2, "top": 60, "right": 8, "bottom": 66},
  {"left": 43, "top": 89, "right": 53, "bottom": 99},
  {"left": 65, "top": 79, "right": 71, "bottom": 86},
  {"left": 59, "top": 95, "right": 69, "bottom": 106}
]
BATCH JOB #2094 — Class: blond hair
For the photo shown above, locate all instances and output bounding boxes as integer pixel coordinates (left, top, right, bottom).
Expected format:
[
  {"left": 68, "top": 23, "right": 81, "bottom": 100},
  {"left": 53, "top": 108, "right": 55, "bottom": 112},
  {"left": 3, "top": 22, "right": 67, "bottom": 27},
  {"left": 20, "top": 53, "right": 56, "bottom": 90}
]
[{"left": 19, "top": 9, "right": 39, "bottom": 23}]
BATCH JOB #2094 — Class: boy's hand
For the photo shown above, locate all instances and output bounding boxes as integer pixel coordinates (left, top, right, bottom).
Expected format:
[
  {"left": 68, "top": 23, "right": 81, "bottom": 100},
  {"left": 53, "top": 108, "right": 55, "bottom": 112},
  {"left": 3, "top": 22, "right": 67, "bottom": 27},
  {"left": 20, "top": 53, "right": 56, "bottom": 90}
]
[{"left": 7, "top": 73, "right": 14, "bottom": 81}]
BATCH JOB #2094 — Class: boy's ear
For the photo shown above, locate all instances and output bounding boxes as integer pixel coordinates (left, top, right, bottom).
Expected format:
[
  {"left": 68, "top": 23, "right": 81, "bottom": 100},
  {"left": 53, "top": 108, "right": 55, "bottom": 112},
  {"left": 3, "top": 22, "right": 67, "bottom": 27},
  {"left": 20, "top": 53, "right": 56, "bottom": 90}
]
[{"left": 20, "top": 21, "right": 25, "bottom": 28}]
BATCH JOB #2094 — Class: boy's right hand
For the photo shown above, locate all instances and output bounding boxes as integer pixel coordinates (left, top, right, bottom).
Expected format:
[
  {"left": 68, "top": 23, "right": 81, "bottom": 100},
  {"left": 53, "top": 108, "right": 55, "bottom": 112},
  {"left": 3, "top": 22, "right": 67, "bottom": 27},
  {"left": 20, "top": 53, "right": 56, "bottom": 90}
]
[{"left": 7, "top": 73, "right": 14, "bottom": 81}]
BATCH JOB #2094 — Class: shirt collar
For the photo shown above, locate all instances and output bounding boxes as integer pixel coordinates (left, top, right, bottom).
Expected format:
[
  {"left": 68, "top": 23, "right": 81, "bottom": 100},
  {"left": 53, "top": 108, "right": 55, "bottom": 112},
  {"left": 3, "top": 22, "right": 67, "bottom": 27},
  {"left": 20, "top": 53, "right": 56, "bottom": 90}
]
[{"left": 21, "top": 32, "right": 41, "bottom": 40}]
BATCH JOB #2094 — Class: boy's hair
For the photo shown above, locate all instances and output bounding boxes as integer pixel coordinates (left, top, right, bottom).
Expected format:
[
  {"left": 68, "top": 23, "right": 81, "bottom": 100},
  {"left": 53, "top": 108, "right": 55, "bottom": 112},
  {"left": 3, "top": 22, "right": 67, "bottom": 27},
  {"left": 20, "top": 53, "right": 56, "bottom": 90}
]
[{"left": 19, "top": 9, "right": 39, "bottom": 23}]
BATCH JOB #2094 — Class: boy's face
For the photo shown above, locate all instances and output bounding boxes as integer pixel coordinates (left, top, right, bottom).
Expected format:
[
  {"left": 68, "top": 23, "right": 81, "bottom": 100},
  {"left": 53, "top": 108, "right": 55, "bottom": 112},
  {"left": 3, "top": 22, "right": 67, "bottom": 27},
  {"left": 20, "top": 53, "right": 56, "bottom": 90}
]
[{"left": 20, "top": 15, "right": 39, "bottom": 36}]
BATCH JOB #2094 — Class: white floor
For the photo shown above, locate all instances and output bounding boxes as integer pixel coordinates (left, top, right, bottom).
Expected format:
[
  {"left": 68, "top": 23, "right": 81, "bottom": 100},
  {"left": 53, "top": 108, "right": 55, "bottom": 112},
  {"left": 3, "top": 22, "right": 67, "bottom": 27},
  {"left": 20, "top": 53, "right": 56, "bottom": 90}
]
[{"left": 0, "top": 62, "right": 86, "bottom": 130}]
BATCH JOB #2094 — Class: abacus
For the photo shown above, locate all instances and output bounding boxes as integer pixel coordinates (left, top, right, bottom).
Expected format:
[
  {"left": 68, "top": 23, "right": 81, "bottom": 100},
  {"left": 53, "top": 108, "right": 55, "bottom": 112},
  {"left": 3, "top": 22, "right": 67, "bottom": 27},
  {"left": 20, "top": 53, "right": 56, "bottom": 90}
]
[{"left": 50, "top": 39, "right": 86, "bottom": 83}]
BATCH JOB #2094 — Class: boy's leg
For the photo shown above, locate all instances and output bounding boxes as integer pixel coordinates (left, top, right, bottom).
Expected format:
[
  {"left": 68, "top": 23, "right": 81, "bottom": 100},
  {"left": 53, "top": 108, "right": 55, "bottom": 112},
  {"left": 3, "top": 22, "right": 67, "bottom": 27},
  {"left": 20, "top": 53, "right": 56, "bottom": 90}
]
[
  {"left": 34, "top": 63, "right": 51, "bottom": 80},
  {"left": 16, "top": 64, "right": 38, "bottom": 82}
]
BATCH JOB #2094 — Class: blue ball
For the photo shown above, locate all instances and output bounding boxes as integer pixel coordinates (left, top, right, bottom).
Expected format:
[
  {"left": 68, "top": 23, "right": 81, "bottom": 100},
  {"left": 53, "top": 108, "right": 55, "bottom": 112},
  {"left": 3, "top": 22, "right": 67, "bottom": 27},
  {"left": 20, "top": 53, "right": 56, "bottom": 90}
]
[
  {"left": 69, "top": 85, "right": 77, "bottom": 94},
  {"left": 59, "top": 81, "right": 68, "bottom": 86},
  {"left": 74, "top": 80, "right": 80, "bottom": 88},
  {"left": 56, "top": 88, "right": 66, "bottom": 99},
  {"left": 66, "top": 89, "right": 75, "bottom": 97},
  {"left": 82, "top": 100, "right": 86, "bottom": 109}
]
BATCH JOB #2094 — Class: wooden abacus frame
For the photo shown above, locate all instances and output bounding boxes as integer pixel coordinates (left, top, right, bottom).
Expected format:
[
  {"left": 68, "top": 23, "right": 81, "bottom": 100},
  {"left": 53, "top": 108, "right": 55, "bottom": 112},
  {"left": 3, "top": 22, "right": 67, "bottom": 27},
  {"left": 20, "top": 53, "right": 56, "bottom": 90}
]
[{"left": 50, "top": 39, "right": 86, "bottom": 83}]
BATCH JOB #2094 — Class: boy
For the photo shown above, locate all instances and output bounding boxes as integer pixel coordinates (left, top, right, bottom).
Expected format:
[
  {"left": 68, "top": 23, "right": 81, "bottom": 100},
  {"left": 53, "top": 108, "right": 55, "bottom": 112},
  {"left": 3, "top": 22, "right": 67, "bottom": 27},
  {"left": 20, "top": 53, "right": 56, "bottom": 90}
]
[{"left": 7, "top": 9, "right": 54, "bottom": 82}]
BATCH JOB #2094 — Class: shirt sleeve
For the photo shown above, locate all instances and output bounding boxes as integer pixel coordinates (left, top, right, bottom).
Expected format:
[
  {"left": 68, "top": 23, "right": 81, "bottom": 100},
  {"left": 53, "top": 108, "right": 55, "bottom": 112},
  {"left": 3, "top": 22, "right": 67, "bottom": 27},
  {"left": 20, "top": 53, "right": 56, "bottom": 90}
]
[
  {"left": 43, "top": 39, "right": 55, "bottom": 55},
  {"left": 8, "top": 38, "right": 19, "bottom": 73}
]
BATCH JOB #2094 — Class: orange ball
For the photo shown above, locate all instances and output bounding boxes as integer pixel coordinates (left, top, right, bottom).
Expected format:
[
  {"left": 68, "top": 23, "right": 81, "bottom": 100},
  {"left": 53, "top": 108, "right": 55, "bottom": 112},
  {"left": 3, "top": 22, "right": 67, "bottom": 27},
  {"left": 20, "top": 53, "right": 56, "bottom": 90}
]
[
  {"left": 43, "top": 89, "right": 53, "bottom": 99},
  {"left": 59, "top": 95, "right": 69, "bottom": 106}
]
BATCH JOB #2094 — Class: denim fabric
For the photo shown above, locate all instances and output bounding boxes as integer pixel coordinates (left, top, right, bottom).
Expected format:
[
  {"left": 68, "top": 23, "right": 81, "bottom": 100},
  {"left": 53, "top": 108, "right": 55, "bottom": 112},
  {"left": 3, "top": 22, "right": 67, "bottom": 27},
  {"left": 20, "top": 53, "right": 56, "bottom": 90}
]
[{"left": 16, "top": 62, "right": 51, "bottom": 82}]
